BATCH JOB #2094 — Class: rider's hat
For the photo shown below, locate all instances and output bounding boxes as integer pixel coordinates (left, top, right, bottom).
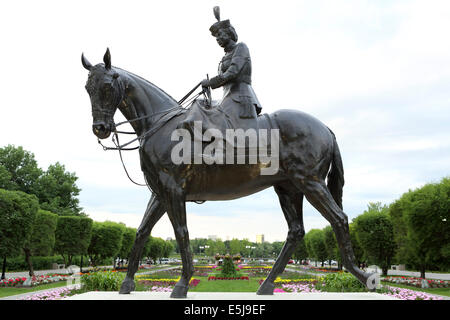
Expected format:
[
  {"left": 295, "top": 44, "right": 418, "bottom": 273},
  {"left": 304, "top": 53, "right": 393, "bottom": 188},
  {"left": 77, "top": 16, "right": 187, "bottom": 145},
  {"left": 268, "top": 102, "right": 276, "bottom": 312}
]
[{"left": 209, "top": 6, "right": 231, "bottom": 36}]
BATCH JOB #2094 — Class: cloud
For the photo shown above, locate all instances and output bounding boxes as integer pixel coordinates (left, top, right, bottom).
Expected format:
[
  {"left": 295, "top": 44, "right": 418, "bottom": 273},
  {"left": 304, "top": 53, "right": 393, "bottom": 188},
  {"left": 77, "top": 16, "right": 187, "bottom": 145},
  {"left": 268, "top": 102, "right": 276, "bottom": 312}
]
[{"left": 1, "top": 0, "right": 449, "bottom": 244}]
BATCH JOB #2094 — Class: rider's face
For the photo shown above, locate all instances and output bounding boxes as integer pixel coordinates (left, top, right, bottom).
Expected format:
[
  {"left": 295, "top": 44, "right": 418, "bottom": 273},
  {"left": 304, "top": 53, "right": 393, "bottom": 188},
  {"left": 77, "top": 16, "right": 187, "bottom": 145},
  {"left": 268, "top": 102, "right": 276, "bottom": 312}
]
[{"left": 215, "top": 29, "right": 231, "bottom": 48}]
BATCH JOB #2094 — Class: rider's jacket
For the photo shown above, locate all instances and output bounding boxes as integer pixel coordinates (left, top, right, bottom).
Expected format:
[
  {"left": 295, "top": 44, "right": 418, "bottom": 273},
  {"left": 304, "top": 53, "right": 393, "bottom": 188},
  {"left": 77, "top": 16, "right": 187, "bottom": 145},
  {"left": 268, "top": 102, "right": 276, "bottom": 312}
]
[{"left": 208, "top": 42, "right": 262, "bottom": 118}]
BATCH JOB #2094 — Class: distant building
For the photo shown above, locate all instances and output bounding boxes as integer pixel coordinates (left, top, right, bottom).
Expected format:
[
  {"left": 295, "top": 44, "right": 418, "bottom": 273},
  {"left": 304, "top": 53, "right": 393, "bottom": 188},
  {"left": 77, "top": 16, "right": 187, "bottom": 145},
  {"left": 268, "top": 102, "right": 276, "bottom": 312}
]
[
  {"left": 208, "top": 235, "right": 218, "bottom": 240},
  {"left": 256, "top": 234, "right": 264, "bottom": 244}
]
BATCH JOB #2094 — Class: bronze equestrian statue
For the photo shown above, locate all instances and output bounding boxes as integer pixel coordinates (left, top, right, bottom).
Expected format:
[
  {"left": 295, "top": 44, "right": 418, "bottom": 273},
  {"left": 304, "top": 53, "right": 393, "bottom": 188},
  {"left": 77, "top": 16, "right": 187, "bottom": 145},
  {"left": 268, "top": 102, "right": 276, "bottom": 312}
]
[{"left": 81, "top": 7, "right": 375, "bottom": 298}]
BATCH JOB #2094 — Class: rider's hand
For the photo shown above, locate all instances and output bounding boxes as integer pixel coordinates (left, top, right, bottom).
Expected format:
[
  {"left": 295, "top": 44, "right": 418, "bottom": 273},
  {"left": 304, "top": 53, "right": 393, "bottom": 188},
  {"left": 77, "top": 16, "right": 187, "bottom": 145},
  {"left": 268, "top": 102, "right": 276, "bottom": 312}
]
[{"left": 201, "top": 79, "right": 210, "bottom": 88}]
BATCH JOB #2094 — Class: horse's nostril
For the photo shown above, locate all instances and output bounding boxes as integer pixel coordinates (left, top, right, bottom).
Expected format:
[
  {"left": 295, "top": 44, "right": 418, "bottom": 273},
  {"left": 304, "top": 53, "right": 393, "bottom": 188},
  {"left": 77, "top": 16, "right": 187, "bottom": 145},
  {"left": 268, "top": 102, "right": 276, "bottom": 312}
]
[{"left": 93, "top": 123, "right": 107, "bottom": 136}]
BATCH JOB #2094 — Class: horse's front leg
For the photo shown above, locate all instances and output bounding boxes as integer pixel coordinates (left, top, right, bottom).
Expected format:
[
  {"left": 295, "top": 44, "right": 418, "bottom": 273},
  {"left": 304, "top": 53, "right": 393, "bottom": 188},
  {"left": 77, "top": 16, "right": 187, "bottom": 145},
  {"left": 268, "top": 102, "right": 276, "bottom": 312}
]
[
  {"left": 165, "top": 191, "right": 193, "bottom": 298},
  {"left": 119, "top": 193, "right": 165, "bottom": 294}
]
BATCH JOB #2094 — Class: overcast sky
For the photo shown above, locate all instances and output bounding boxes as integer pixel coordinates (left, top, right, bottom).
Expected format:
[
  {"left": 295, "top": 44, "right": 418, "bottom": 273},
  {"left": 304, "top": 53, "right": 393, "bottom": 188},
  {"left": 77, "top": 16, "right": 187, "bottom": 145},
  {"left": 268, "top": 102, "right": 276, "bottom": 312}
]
[{"left": 1, "top": 0, "right": 449, "bottom": 243}]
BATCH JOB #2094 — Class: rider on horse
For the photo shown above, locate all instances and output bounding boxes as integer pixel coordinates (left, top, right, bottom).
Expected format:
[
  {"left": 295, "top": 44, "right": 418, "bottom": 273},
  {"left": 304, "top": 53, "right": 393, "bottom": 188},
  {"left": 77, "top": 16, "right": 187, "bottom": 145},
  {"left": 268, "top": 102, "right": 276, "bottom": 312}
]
[{"left": 201, "top": 6, "right": 262, "bottom": 119}]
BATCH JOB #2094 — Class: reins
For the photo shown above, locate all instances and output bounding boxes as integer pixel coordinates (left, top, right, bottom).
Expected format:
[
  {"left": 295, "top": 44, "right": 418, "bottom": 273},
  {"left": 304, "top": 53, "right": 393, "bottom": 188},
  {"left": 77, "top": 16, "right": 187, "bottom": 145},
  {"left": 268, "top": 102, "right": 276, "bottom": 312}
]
[
  {"left": 98, "top": 81, "right": 205, "bottom": 151},
  {"left": 96, "top": 81, "right": 206, "bottom": 188}
]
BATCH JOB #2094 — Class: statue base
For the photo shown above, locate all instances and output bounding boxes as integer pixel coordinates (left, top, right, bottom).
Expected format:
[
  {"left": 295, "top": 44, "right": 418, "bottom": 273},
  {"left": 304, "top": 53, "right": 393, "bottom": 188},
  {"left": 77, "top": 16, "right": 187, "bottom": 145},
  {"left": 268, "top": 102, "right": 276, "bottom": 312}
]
[{"left": 67, "top": 291, "right": 397, "bottom": 300}]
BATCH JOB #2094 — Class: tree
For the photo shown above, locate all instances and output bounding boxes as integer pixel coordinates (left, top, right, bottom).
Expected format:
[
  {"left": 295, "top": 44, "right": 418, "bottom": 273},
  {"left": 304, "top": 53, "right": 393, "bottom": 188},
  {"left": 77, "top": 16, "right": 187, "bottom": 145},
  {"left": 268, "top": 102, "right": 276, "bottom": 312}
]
[
  {"left": 304, "top": 229, "right": 327, "bottom": 266},
  {"left": 147, "top": 236, "right": 166, "bottom": 264},
  {"left": 399, "top": 178, "right": 450, "bottom": 278},
  {"left": 240, "top": 239, "right": 252, "bottom": 257},
  {"left": 323, "top": 225, "right": 337, "bottom": 266},
  {"left": 254, "top": 242, "right": 274, "bottom": 258},
  {"left": 292, "top": 238, "right": 308, "bottom": 263},
  {"left": 36, "top": 163, "right": 82, "bottom": 215},
  {"left": 389, "top": 194, "right": 411, "bottom": 265},
  {"left": 190, "top": 238, "right": 208, "bottom": 255},
  {"left": 272, "top": 241, "right": 284, "bottom": 258},
  {"left": 229, "top": 238, "right": 242, "bottom": 255},
  {"left": 0, "top": 189, "right": 39, "bottom": 279},
  {"left": 0, "top": 165, "right": 13, "bottom": 190},
  {"left": 54, "top": 216, "right": 93, "bottom": 267},
  {"left": 0, "top": 145, "right": 42, "bottom": 195},
  {"left": 162, "top": 240, "right": 174, "bottom": 258},
  {"left": 0, "top": 145, "right": 83, "bottom": 216},
  {"left": 349, "top": 222, "right": 363, "bottom": 269},
  {"left": 354, "top": 202, "right": 396, "bottom": 276},
  {"left": 206, "top": 239, "right": 226, "bottom": 256},
  {"left": 88, "top": 221, "right": 124, "bottom": 266},
  {"left": 118, "top": 227, "right": 136, "bottom": 264},
  {"left": 23, "top": 209, "right": 58, "bottom": 276}
]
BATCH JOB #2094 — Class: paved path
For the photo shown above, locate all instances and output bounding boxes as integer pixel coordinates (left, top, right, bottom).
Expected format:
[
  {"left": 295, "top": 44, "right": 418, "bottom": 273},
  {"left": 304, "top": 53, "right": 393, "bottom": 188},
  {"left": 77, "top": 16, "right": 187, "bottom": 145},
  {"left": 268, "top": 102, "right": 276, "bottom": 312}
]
[
  {"left": 0, "top": 284, "right": 80, "bottom": 301},
  {"left": 0, "top": 265, "right": 178, "bottom": 300},
  {"left": 365, "top": 267, "right": 450, "bottom": 280},
  {"left": 289, "top": 264, "right": 450, "bottom": 280},
  {"left": 285, "top": 267, "right": 327, "bottom": 277},
  {"left": 137, "top": 266, "right": 180, "bottom": 275}
]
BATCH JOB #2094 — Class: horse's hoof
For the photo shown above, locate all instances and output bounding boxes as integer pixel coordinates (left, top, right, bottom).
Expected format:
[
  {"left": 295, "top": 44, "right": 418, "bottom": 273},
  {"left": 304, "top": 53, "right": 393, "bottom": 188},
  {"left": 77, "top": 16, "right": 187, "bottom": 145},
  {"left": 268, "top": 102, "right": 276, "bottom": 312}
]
[
  {"left": 119, "top": 277, "right": 135, "bottom": 294},
  {"left": 257, "top": 281, "right": 275, "bottom": 295},
  {"left": 170, "top": 284, "right": 188, "bottom": 298}
]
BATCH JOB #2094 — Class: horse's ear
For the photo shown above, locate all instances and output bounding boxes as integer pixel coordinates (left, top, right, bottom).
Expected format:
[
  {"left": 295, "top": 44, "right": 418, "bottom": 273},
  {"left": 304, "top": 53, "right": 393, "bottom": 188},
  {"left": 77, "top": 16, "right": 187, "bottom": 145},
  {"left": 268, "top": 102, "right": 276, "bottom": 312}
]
[
  {"left": 103, "top": 48, "right": 111, "bottom": 70},
  {"left": 81, "top": 53, "right": 93, "bottom": 70}
]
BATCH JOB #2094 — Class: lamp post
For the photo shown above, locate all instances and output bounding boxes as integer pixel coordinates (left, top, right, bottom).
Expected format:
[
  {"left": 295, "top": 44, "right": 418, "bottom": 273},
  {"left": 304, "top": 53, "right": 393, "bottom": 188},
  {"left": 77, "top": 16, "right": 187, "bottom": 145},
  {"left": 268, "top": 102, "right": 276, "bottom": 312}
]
[
  {"left": 199, "top": 245, "right": 210, "bottom": 259},
  {"left": 245, "top": 246, "right": 255, "bottom": 260}
]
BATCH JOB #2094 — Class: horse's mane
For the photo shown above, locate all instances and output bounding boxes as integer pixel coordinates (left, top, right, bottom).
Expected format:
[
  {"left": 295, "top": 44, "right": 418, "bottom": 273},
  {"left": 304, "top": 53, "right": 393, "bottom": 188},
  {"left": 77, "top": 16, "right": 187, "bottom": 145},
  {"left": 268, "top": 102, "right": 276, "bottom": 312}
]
[{"left": 115, "top": 66, "right": 180, "bottom": 106}]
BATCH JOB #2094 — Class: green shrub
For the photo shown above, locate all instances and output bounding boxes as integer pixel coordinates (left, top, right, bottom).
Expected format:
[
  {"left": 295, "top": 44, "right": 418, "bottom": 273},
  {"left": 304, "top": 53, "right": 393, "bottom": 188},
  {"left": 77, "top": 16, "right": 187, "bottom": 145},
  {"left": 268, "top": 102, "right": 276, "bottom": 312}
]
[
  {"left": 5, "top": 255, "right": 104, "bottom": 271},
  {"left": 315, "top": 272, "right": 367, "bottom": 292},
  {"left": 221, "top": 254, "right": 237, "bottom": 277},
  {"left": 81, "top": 271, "right": 127, "bottom": 291}
]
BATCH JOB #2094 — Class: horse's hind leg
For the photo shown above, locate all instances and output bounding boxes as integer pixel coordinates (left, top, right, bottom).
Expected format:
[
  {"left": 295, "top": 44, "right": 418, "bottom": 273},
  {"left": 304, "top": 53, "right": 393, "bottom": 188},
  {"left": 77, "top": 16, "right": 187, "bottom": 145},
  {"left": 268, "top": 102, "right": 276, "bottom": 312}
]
[
  {"left": 300, "top": 179, "right": 373, "bottom": 287},
  {"left": 119, "top": 193, "right": 165, "bottom": 294},
  {"left": 257, "top": 183, "right": 305, "bottom": 295}
]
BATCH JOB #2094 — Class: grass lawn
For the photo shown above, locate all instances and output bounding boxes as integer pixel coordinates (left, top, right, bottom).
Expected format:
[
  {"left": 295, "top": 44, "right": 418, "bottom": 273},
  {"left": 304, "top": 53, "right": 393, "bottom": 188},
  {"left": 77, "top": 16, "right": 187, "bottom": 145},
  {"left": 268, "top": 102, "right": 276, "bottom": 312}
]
[
  {"left": 381, "top": 281, "right": 450, "bottom": 297},
  {"left": 135, "top": 275, "right": 265, "bottom": 293},
  {"left": 190, "top": 277, "right": 264, "bottom": 292},
  {"left": 0, "top": 281, "right": 68, "bottom": 298}
]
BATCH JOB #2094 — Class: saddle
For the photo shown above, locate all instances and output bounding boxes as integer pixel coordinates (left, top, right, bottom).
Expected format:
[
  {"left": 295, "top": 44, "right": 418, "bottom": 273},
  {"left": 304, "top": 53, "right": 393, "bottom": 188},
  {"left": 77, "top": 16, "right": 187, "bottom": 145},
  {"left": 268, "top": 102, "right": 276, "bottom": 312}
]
[
  {"left": 178, "top": 98, "right": 274, "bottom": 143},
  {"left": 177, "top": 99, "right": 276, "bottom": 148}
]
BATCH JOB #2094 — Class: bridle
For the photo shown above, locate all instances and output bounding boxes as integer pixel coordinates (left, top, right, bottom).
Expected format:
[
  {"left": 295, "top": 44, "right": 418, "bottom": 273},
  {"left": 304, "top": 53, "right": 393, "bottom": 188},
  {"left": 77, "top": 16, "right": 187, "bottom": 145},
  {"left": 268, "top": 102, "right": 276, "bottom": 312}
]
[{"left": 95, "top": 80, "right": 208, "bottom": 188}]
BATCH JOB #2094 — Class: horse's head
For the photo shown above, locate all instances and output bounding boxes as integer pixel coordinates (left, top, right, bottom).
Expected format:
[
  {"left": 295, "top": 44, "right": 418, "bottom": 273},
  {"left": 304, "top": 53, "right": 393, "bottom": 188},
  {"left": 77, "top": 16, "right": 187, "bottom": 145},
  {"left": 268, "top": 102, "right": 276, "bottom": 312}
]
[{"left": 82, "top": 48, "right": 123, "bottom": 139}]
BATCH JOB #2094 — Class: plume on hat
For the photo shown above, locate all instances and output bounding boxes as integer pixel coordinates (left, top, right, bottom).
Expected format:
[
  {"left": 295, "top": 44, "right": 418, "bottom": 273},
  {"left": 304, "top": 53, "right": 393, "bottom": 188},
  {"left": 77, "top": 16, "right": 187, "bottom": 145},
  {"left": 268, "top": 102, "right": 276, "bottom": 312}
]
[
  {"left": 209, "top": 6, "right": 231, "bottom": 35},
  {"left": 213, "top": 6, "right": 220, "bottom": 21}
]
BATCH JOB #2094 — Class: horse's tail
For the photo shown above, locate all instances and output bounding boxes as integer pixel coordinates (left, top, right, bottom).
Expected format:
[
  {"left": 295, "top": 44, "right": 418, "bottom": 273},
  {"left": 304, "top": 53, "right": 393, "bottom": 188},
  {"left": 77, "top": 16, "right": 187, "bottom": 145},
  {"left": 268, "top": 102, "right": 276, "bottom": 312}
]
[{"left": 327, "top": 129, "right": 345, "bottom": 210}]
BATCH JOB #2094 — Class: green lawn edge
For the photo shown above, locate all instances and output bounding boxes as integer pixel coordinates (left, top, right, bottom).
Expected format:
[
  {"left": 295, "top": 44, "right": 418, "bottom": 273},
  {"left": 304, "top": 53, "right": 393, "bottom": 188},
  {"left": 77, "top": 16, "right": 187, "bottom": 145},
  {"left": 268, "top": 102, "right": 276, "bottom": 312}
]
[{"left": 0, "top": 281, "right": 68, "bottom": 298}]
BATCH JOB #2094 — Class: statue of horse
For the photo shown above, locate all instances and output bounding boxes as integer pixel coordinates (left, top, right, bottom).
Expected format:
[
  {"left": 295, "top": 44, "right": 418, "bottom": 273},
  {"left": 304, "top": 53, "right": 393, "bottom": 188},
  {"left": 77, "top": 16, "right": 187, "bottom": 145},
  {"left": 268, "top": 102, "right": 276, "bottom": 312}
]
[{"left": 81, "top": 48, "right": 375, "bottom": 298}]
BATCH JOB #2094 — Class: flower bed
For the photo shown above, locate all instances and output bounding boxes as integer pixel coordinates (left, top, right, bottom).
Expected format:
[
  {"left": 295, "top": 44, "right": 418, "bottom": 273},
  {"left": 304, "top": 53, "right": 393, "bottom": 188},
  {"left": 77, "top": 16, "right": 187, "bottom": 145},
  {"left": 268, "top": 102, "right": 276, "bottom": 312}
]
[
  {"left": 382, "top": 276, "right": 449, "bottom": 288},
  {"left": 193, "top": 266, "right": 217, "bottom": 276},
  {"left": 308, "top": 266, "right": 341, "bottom": 273},
  {"left": 274, "top": 277, "right": 321, "bottom": 285},
  {"left": 30, "top": 274, "right": 70, "bottom": 286},
  {"left": 208, "top": 276, "right": 249, "bottom": 281},
  {"left": 258, "top": 277, "right": 320, "bottom": 287},
  {"left": 382, "top": 286, "right": 444, "bottom": 300},
  {"left": 0, "top": 274, "right": 69, "bottom": 287},
  {"left": 281, "top": 283, "right": 321, "bottom": 293},
  {"left": 20, "top": 285, "right": 81, "bottom": 300},
  {"left": 137, "top": 277, "right": 200, "bottom": 289},
  {"left": 0, "top": 277, "right": 27, "bottom": 287}
]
